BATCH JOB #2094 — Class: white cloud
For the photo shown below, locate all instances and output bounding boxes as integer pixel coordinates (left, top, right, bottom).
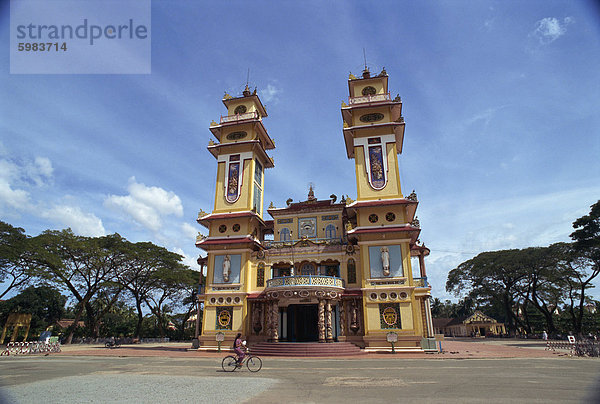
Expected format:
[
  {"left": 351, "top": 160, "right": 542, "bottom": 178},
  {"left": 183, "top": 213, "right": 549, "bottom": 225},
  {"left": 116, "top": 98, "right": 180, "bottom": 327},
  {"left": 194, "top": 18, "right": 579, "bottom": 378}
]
[
  {"left": 531, "top": 17, "right": 573, "bottom": 44},
  {"left": 181, "top": 222, "right": 200, "bottom": 240},
  {"left": 41, "top": 204, "right": 106, "bottom": 237},
  {"left": 0, "top": 155, "right": 54, "bottom": 212},
  {"left": 260, "top": 84, "right": 282, "bottom": 103},
  {"left": 105, "top": 177, "right": 183, "bottom": 232},
  {"left": 0, "top": 180, "right": 30, "bottom": 210}
]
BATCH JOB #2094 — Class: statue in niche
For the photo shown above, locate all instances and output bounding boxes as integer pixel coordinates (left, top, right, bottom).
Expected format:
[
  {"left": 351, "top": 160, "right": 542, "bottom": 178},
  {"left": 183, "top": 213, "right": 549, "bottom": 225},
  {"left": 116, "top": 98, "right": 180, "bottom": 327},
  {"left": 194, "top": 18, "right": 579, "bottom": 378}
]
[
  {"left": 381, "top": 246, "right": 390, "bottom": 276},
  {"left": 349, "top": 300, "right": 360, "bottom": 334},
  {"left": 252, "top": 303, "right": 262, "bottom": 334},
  {"left": 222, "top": 255, "right": 231, "bottom": 282}
]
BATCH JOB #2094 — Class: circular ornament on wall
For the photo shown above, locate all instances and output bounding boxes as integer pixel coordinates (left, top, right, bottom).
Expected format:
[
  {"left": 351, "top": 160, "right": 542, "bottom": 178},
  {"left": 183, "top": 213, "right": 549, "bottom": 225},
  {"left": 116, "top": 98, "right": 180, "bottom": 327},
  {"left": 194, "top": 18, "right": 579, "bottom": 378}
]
[
  {"left": 217, "top": 297, "right": 224, "bottom": 304},
  {"left": 380, "top": 292, "right": 388, "bottom": 300},
  {"left": 226, "top": 297, "right": 232, "bottom": 304},
  {"left": 234, "top": 297, "right": 241, "bottom": 304},
  {"left": 385, "top": 212, "right": 396, "bottom": 222},
  {"left": 232, "top": 224, "right": 240, "bottom": 232},
  {"left": 299, "top": 290, "right": 310, "bottom": 298},
  {"left": 390, "top": 292, "right": 397, "bottom": 300},
  {"left": 210, "top": 298, "right": 216, "bottom": 304},
  {"left": 218, "top": 224, "right": 227, "bottom": 233},
  {"left": 399, "top": 292, "right": 408, "bottom": 299},
  {"left": 226, "top": 131, "right": 247, "bottom": 141},
  {"left": 369, "top": 214, "right": 378, "bottom": 223},
  {"left": 370, "top": 292, "right": 378, "bottom": 300},
  {"left": 359, "top": 113, "right": 384, "bottom": 123},
  {"left": 361, "top": 86, "right": 377, "bottom": 96},
  {"left": 234, "top": 105, "right": 247, "bottom": 114}
]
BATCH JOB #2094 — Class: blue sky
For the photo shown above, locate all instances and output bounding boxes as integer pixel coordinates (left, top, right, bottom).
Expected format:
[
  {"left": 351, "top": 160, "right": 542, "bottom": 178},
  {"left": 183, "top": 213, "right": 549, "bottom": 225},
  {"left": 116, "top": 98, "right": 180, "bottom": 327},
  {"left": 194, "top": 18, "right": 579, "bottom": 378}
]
[{"left": 1, "top": 1, "right": 599, "bottom": 301}]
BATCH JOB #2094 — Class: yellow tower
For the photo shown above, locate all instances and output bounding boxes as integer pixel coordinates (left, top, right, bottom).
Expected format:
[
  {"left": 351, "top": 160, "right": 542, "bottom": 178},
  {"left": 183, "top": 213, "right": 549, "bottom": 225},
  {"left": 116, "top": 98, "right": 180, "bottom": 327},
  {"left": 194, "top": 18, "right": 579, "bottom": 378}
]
[
  {"left": 196, "top": 85, "right": 275, "bottom": 347},
  {"left": 342, "top": 67, "right": 433, "bottom": 349}
]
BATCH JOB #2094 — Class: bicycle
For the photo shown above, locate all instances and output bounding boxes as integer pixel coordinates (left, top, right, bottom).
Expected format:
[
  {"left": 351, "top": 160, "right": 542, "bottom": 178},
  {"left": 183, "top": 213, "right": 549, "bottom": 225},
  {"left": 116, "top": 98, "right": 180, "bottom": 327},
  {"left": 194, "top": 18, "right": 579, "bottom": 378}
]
[{"left": 221, "top": 351, "right": 262, "bottom": 372}]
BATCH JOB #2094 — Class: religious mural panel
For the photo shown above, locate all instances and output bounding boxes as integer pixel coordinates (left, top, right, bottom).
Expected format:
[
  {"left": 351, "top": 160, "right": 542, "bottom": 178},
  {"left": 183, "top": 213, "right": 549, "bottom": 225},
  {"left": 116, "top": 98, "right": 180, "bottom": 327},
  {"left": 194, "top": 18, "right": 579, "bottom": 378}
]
[
  {"left": 368, "top": 145, "right": 386, "bottom": 189},
  {"left": 213, "top": 254, "right": 242, "bottom": 283},
  {"left": 368, "top": 245, "right": 403, "bottom": 278}
]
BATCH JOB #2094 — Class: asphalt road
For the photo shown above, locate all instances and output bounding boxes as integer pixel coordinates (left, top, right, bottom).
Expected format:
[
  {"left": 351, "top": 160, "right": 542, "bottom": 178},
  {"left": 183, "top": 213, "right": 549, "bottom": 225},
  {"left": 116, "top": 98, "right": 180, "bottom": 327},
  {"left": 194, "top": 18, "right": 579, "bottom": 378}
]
[{"left": 1, "top": 355, "right": 599, "bottom": 403}]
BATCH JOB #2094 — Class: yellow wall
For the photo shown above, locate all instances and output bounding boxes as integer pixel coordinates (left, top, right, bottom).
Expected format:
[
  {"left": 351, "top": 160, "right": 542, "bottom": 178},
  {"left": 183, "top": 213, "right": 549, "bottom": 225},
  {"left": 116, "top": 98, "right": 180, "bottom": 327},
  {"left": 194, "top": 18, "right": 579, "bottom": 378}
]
[
  {"left": 226, "top": 100, "right": 259, "bottom": 116},
  {"left": 273, "top": 212, "right": 343, "bottom": 240},
  {"left": 352, "top": 81, "right": 385, "bottom": 97},
  {"left": 220, "top": 124, "right": 257, "bottom": 144},
  {"left": 351, "top": 107, "right": 391, "bottom": 127}
]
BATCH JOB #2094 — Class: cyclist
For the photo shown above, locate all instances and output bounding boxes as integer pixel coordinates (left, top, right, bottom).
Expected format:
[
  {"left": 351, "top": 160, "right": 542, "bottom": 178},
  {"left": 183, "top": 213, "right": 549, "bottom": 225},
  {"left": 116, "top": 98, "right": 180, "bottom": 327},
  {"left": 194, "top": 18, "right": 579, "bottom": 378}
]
[{"left": 233, "top": 333, "right": 246, "bottom": 367}]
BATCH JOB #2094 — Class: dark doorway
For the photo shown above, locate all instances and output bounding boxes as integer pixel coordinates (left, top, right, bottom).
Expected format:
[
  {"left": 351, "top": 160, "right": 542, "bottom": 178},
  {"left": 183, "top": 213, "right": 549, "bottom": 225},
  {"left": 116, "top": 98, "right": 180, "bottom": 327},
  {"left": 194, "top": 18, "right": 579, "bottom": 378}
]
[{"left": 287, "top": 304, "right": 318, "bottom": 342}]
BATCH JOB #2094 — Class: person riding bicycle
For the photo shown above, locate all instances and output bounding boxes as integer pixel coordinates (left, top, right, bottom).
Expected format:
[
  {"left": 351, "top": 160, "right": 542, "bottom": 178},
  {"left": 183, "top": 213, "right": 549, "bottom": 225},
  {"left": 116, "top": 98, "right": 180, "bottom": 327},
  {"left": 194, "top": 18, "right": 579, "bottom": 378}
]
[{"left": 233, "top": 333, "right": 246, "bottom": 367}]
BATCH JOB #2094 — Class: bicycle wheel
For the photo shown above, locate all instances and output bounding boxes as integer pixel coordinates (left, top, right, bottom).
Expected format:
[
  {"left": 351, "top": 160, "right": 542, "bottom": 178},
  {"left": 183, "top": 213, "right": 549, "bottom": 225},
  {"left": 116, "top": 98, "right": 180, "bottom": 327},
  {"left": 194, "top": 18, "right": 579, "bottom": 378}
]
[
  {"left": 222, "top": 355, "right": 238, "bottom": 372},
  {"left": 246, "top": 355, "right": 262, "bottom": 372}
]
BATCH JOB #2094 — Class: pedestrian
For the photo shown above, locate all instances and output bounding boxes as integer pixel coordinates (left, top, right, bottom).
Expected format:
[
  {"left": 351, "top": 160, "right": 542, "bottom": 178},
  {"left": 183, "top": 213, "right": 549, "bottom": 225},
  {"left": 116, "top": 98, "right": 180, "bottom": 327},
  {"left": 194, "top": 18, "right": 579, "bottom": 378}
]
[{"left": 542, "top": 331, "right": 548, "bottom": 341}]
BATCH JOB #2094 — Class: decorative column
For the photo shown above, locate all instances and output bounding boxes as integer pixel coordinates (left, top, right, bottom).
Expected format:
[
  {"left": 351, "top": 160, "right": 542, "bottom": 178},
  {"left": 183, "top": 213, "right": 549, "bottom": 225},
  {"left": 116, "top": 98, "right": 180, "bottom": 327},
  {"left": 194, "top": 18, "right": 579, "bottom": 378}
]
[
  {"left": 418, "top": 254, "right": 427, "bottom": 278},
  {"left": 339, "top": 301, "right": 346, "bottom": 337},
  {"left": 325, "top": 300, "right": 333, "bottom": 342},
  {"left": 271, "top": 301, "right": 279, "bottom": 342},
  {"left": 424, "top": 297, "right": 434, "bottom": 337},
  {"left": 318, "top": 299, "right": 326, "bottom": 342}
]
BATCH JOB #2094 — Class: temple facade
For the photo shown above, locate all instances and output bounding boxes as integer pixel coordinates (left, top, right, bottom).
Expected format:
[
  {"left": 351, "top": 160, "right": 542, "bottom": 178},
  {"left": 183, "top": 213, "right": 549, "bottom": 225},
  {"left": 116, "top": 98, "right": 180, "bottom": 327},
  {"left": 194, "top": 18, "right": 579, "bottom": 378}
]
[{"left": 196, "top": 68, "right": 433, "bottom": 351}]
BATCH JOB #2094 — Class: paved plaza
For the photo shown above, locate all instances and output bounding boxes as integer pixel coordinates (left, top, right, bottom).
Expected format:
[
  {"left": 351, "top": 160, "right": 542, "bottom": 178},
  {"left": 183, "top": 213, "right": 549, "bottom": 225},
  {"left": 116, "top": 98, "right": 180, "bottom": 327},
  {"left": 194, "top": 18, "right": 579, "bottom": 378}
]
[{"left": 0, "top": 340, "right": 599, "bottom": 403}]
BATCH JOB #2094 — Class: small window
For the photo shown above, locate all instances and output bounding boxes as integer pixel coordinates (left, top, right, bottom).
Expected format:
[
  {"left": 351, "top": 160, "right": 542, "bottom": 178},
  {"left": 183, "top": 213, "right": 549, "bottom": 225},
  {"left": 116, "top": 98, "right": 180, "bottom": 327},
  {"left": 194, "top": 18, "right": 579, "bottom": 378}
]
[
  {"left": 369, "top": 214, "right": 378, "bottom": 223},
  {"left": 234, "top": 105, "right": 247, "bottom": 114},
  {"left": 218, "top": 224, "right": 227, "bottom": 233},
  {"left": 280, "top": 227, "right": 291, "bottom": 241},
  {"left": 325, "top": 224, "right": 336, "bottom": 239}
]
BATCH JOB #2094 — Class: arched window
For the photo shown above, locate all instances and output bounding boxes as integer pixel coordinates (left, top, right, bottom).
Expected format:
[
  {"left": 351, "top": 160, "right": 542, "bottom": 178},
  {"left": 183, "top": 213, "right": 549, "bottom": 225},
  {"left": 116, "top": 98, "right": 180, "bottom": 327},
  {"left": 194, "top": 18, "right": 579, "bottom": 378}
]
[
  {"left": 280, "top": 227, "right": 291, "bottom": 241},
  {"left": 347, "top": 258, "right": 356, "bottom": 284},
  {"left": 301, "top": 263, "right": 316, "bottom": 275},
  {"left": 325, "top": 224, "right": 336, "bottom": 239}
]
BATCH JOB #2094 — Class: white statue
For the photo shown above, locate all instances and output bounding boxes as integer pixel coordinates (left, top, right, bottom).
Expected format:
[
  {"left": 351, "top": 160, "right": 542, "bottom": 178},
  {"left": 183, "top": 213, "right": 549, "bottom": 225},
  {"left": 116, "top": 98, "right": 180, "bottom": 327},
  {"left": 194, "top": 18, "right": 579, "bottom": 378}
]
[
  {"left": 381, "top": 247, "right": 390, "bottom": 276},
  {"left": 222, "top": 255, "right": 231, "bottom": 282}
]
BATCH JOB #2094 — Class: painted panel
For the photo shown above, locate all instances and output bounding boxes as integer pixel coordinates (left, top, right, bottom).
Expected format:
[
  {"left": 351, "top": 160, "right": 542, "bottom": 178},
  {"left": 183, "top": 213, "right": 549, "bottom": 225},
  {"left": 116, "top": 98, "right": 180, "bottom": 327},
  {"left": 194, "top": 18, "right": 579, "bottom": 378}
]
[
  {"left": 298, "top": 217, "right": 317, "bottom": 238},
  {"left": 368, "top": 245, "right": 403, "bottom": 278},
  {"left": 213, "top": 254, "right": 242, "bottom": 283}
]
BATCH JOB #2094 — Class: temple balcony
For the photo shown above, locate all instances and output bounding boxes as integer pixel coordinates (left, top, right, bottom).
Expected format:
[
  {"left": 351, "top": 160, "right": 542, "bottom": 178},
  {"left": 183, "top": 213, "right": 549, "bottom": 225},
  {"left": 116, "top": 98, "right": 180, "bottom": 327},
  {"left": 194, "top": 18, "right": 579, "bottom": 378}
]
[
  {"left": 348, "top": 92, "right": 391, "bottom": 105},
  {"left": 220, "top": 111, "right": 259, "bottom": 124},
  {"left": 266, "top": 275, "right": 345, "bottom": 291}
]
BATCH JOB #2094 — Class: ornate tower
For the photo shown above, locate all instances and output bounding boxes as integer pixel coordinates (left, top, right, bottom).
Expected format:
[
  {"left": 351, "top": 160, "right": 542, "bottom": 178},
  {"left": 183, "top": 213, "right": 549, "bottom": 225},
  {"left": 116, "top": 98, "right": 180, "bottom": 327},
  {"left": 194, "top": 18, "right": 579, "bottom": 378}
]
[
  {"left": 342, "top": 67, "right": 433, "bottom": 348},
  {"left": 196, "top": 85, "right": 275, "bottom": 346}
]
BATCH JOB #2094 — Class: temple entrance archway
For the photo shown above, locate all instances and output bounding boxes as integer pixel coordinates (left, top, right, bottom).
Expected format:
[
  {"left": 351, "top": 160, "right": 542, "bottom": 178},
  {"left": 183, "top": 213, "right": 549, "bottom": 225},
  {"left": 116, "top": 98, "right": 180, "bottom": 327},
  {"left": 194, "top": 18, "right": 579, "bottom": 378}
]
[{"left": 286, "top": 304, "right": 319, "bottom": 342}]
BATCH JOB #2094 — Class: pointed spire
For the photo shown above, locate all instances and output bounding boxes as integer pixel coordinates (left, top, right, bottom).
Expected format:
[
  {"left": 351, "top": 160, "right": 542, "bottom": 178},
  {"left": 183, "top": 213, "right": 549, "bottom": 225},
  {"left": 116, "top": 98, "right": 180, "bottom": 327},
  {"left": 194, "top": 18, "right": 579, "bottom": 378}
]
[{"left": 243, "top": 84, "right": 251, "bottom": 97}]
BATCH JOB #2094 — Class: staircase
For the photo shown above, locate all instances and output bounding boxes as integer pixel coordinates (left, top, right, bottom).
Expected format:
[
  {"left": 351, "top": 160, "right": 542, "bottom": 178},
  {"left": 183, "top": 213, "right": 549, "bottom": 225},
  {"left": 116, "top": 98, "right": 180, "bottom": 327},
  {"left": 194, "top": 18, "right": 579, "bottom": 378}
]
[{"left": 249, "top": 342, "right": 364, "bottom": 357}]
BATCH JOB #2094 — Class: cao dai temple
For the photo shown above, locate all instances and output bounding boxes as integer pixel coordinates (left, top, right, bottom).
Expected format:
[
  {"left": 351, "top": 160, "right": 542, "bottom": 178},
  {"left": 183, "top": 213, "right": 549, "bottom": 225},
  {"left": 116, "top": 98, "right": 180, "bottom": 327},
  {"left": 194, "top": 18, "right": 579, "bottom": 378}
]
[{"left": 196, "top": 68, "right": 433, "bottom": 353}]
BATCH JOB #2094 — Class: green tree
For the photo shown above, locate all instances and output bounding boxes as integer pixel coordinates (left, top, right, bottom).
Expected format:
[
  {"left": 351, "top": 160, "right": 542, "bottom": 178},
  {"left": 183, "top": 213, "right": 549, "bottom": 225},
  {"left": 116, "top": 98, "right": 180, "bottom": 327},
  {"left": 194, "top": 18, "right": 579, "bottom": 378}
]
[
  {"left": 32, "top": 230, "right": 127, "bottom": 343},
  {"left": 142, "top": 266, "right": 198, "bottom": 338},
  {"left": 0, "top": 285, "right": 67, "bottom": 339},
  {"left": 447, "top": 249, "right": 528, "bottom": 335},
  {"left": 0, "top": 221, "right": 38, "bottom": 299},
  {"left": 116, "top": 241, "right": 194, "bottom": 339},
  {"left": 568, "top": 200, "right": 600, "bottom": 335}
]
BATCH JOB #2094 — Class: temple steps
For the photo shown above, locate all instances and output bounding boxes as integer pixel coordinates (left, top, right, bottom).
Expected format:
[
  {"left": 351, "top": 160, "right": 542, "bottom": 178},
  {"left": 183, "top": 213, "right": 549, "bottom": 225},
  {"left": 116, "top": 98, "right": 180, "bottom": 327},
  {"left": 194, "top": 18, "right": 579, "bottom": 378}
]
[{"left": 249, "top": 342, "right": 364, "bottom": 357}]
